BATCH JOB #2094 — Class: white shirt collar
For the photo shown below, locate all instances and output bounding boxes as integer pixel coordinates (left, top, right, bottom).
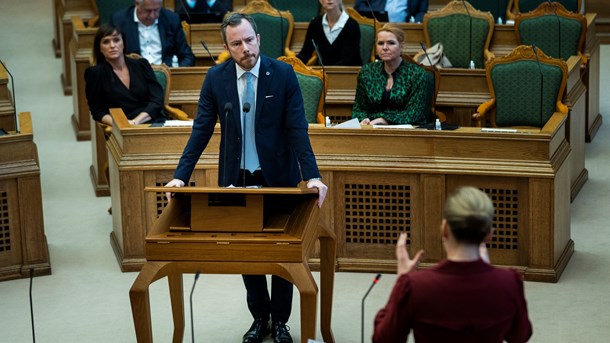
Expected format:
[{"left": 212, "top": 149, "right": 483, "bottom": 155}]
[
  {"left": 235, "top": 57, "right": 261, "bottom": 80},
  {"left": 322, "top": 10, "right": 350, "bottom": 33}
]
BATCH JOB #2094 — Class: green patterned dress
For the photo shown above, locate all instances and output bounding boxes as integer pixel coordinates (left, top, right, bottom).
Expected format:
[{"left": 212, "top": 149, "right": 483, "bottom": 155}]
[{"left": 352, "top": 60, "right": 433, "bottom": 125}]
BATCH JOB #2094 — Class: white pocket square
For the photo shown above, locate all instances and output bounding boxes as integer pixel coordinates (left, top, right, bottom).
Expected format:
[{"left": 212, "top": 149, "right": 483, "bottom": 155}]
[{"left": 265, "top": 95, "right": 274, "bottom": 99}]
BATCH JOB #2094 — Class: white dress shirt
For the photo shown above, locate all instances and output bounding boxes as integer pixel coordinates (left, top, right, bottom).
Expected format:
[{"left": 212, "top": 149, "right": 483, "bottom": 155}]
[
  {"left": 133, "top": 9, "right": 162, "bottom": 65},
  {"left": 385, "top": 0, "right": 408, "bottom": 23},
  {"left": 322, "top": 10, "right": 350, "bottom": 44}
]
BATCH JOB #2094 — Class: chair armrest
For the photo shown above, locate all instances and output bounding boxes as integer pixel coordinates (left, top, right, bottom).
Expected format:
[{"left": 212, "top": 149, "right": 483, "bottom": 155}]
[
  {"left": 556, "top": 101, "right": 569, "bottom": 115},
  {"left": 165, "top": 105, "right": 190, "bottom": 121},
  {"left": 317, "top": 112, "right": 325, "bottom": 125},
  {"left": 484, "top": 50, "right": 495, "bottom": 63},
  {"left": 217, "top": 51, "right": 231, "bottom": 63},
  {"left": 284, "top": 48, "right": 296, "bottom": 58},
  {"left": 472, "top": 99, "right": 495, "bottom": 126},
  {"left": 306, "top": 55, "right": 317, "bottom": 66},
  {"left": 435, "top": 110, "right": 447, "bottom": 123}
]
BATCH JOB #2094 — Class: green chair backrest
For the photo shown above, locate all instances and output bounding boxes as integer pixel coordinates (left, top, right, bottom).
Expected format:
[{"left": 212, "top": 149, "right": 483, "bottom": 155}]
[
  {"left": 358, "top": 22, "right": 375, "bottom": 64},
  {"left": 518, "top": 0, "right": 579, "bottom": 13},
  {"left": 467, "top": 0, "right": 510, "bottom": 23},
  {"left": 427, "top": 13, "right": 490, "bottom": 68},
  {"left": 517, "top": 15, "right": 584, "bottom": 60},
  {"left": 251, "top": 13, "right": 290, "bottom": 58},
  {"left": 153, "top": 70, "right": 168, "bottom": 95},
  {"left": 295, "top": 73, "right": 323, "bottom": 123},
  {"left": 272, "top": 0, "right": 320, "bottom": 22},
  {"left": 96, "top": 0, "right": 132, "bottom": 24},
  {"left": 492, "top": 60, "right": 563, "bottom": 127}
]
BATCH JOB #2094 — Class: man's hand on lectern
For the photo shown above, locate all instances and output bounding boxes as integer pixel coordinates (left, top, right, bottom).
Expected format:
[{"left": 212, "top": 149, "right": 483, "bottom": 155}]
[
  {"left": 165, "top": 178, "right": 185, "bottom": 202},
  {"left": 307, "top": 179, "right": 328, "bottom": 208}
]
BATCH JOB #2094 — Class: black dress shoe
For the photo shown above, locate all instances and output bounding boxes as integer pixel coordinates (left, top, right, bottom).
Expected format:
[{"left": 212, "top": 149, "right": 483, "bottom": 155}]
[
  {"left": 272, "top": 321, "right": 293, "bottom": 343},
  {"left": 242, "top": 318, "right": 271, "bottom": 343}
]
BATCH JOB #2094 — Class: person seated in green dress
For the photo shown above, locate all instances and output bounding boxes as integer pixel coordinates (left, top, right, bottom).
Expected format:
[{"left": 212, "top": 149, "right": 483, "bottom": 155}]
[{"left": 352, "top": 23, "right": 433, "bottom": 126}]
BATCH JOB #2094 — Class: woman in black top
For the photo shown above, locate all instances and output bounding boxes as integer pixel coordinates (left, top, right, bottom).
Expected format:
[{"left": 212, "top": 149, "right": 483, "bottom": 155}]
[
  {"left": 85, "top": 23, "right": 165, "bottom": 126},
  {"left": 297, "top": 0, "right": 362, "bottom": 66}
]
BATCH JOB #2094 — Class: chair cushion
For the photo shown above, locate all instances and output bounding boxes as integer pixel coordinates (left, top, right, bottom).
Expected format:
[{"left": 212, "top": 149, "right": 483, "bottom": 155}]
[
  {"left": 153, "top": 70, "right": 168, "bottom": 93},
  {"left": 272, "top": 0, "right": 320, "bottom": 22},
  {"left": 492, "top": 60, "right": 563, "bottom": 127},
  {"left": 295, "top": 73, "right": 323, "bottom": 123},
  {"left": 427, "top": 14, "right": 490, "bottom": 68},
  {"left": 251, "top": 13, "right": 289, "bottom": 58},
  {"left": 518, "top": 15, "right": 583, "bottom": 60}
]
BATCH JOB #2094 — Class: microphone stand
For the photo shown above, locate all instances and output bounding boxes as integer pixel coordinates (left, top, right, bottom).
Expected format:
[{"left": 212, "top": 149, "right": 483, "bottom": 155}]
[
  {"left": 361, "top": 273, "right": 382, "bottom": 343},
  {"left": 461, "top": 0, "right": 474, "bottom": 69},
  {"left": 189, "top": 272, "right": 200, "bottom": 343},
  {"left": 222, "top": 103, "right": 232, "bottom": 186},
  {"left": 420, "top": 42, "right": 438, "bottom": 124},
  {"left": 532, "top": 44, "right": 544, "bottom": 131},
  {"left": 242, "top": 102, "right": 251, "bottom": 187},
  {"left": 268, "top": 0, "right": 285, "bottom": 57},
  {"left": 311, "top": 39, "right": 328, "bottom": 121},
  {"left": 200, "top": 40, "right": 216, "bottom": 65},
  {"left": 30, "top": 268, "right": 36, "bottom": 343},
  {"left": 363, "top": 0, "right": 378, "bottom": 42}
]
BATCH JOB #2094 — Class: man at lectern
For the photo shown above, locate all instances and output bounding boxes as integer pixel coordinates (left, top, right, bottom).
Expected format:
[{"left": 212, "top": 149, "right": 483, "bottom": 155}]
[{"left": 165, "top": 13, "right": 328, "bottom": 343}]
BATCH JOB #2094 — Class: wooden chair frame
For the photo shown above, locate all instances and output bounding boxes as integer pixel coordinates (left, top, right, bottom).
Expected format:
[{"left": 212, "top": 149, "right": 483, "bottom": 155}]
[
  {"left": 514, "top": 0, "right": 582, "bottom": 14},
  {"left": 277, "top": 56, "right": 327, "bottom": 124},
  {"left": 474, "top": 45, "right": 568, "bottom": 128},
  {"left": 422, "top": 0, "right": 495, "bottom": 66},
  {"left": 514, "top": 2, "right": 587, "bottom": 60},
  {"left": 345, "top": 7, "right": 376, "bottom": 64}
]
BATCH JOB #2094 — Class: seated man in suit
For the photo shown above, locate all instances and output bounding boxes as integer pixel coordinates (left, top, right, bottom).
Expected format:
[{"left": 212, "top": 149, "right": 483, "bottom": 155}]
[
  {"left": 354, "top": 0, "right": 429, "bottom": 23},
  {"left": 110, "top": 0, "right": 195, "bottom": 66},
  {"left": 175, "top": 0, "right": 233, "bottom": 23}
]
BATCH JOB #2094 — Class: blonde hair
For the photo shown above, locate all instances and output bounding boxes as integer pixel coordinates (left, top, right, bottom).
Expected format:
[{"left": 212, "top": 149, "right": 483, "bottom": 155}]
[
  {"left": 376, "top": 23, "right": 405, "bottom": 45},
  {"left": 444, "top": 187, "right": 494, "bottom": 244}
]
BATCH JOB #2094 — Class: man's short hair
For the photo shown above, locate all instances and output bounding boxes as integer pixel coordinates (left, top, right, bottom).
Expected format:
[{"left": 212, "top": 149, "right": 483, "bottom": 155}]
[{"left": 220, "top": 13, "right": 258, "bottom": 44}]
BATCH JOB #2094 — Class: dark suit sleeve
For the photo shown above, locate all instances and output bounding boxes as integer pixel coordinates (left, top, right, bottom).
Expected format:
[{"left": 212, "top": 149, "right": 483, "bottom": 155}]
[
  {"left": 84, "top": 66, "right": 108, "bottom": 123},
  {"left": 337, "top": 19, "right": 362, "bottom": 66},
  {"left": 164, "top": 10, "right": 195, "bottom": 67},
  {"left": 136, "top": 59, "right": 165, "bottom": 121},
  {"left": 282, "top": 65, "right": 321, "bottom": 181},
  {"left": 173, "top": 66, "right": 218, "bottom": 182},
  {"left": 413, "top": 0, "right": 429, "bottom": 23}
]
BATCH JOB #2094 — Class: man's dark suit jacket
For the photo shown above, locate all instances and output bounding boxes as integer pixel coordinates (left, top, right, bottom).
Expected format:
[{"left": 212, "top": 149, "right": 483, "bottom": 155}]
[
  {"left": 174, "top": 55, "right": 321, "bottom": 187},
  {"left": 354, "top": 0, "right": 429, "bottom": 23},
  {"left": 110, "top": 6, "right": 195, "bottom": 66}
]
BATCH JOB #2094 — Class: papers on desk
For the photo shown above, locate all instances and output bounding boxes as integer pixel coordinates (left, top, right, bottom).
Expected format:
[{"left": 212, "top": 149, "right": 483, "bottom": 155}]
[
  {"left": 163, "top": 120, "right": 194, "bottom": 127},
  {"left": 373, "top": 124, "right": 414, "bottom": 129}
]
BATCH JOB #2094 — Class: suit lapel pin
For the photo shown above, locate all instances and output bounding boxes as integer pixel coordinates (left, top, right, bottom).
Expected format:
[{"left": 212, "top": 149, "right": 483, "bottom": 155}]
[{"left": 266, "top": 71, "right": 270, "bottom": 76}]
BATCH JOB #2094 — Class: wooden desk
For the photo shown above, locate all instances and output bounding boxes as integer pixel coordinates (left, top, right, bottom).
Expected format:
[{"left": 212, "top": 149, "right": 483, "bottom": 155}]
[
  {"left": 130, "top": 187, "right": 335, "bottom": 343},
  {"left": 0, "top": 113, "right": 51, "bottom": 281},
  {"left": 0, "top": 63, "right": 16, "bottom": 132},
  {"left": 107, "top": 108, "right": 572, "bottom": 282},
  {"left": 55, "top": 0, "right": 96, "bottom": 96}
]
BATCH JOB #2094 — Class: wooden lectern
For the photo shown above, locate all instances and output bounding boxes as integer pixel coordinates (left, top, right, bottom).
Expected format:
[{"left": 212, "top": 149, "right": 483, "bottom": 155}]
[{"left": 129, "top": 186, "right": 336, "bottom": 343}]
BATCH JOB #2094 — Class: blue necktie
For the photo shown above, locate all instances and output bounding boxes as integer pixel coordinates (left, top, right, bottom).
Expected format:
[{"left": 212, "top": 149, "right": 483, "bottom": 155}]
[{"left": 242, "top": 72, "right": 259, "bottom": 172}]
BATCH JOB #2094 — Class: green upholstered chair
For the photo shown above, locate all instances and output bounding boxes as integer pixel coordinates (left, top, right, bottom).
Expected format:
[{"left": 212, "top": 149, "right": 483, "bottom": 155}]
[
  {"left": 271, "top": 0, "right": 321, "bottom": 22},
  {"left": 278, "top": 56, "right": 325, "bottom": 124},
  {"left": 467, "top": 0, "right": 512, "bottom": 23},
  {"left": 422, "top": 0, "right": 495, "bottom": 69},
  {"left": 345, "top": 7, "right": 375, "bottom": 64},
  {"left": 93, "top": 0, "right": 133, "bottom": 25},
  {"left": 515, "top": 0, "right": 581, "bottom": 14},
  {"left": 404, "top": 55, "right": 445, "bottom": 123},
  {"left": 515, "top": 2, "right": 586, "bottom": 61},
  {"left": 473, "top": 45, "right": 568, "bottom": 128}
]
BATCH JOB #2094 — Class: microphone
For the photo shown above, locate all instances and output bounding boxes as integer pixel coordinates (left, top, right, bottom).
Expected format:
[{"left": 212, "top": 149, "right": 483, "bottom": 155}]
[
  {"left": 532, "top": 44, "right": 544, "bottom": 130},
  {"left": 547, "top": 0, "right": 561, "bottom": 59},
  {"left": 461, "top": 0, "right": 474, "bottom": 69},
  {"left": 0, "top": 59, "right": 18, "bottom": 133},
  {"left": 361, "top": 273, "right": 382, "bottom": 343},
  {"left": 311, "top": 39, "right": 328, "bottom": 121},
  {"left": 180, "top": 0, "right": 193, "bottom": 46},
  {"left": 363, "top": 0, "right": 378, "bottom": 42},
  {"left": 222, "top": 102, "right": 233, "bottom": 187},
  {"left": 29, "top": 268, "right": 36, "bottom": 343},
  {"left": 420, "top": 42, "right": 438, "bottom": 124},
  {"left": 189, "top": 271, "right": 200, "bottom": 343},
  {"left": 200, "top": 40, "right": 216, "bottom": 65},
  {"left": 242, "top": 102, "right": 251, "bottom": 187}
]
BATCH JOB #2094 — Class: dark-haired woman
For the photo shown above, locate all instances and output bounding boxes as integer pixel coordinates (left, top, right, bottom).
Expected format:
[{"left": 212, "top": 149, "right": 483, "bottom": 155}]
[{"left": 85, "top": 23, "right": 165, "bottom": 126}]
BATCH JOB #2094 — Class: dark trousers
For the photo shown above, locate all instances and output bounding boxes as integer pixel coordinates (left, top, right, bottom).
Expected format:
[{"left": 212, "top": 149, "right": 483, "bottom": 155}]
[{"left": 237, "top": 169, "right": 294, "bottom": 323}]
